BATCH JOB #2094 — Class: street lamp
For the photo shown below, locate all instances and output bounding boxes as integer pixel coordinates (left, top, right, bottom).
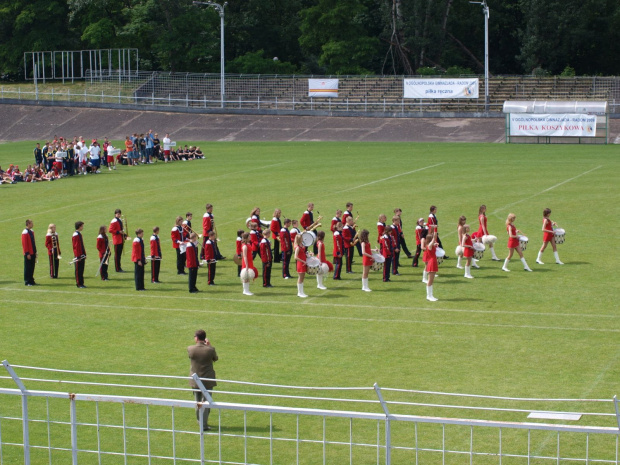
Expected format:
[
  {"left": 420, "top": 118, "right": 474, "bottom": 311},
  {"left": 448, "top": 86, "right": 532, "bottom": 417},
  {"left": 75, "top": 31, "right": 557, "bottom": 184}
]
[
  {"left": 470, "top": 0, "right": 489, "bottom": 112},
  {"left": 193, "top": 1, "right": 227, "bottom": 108}
]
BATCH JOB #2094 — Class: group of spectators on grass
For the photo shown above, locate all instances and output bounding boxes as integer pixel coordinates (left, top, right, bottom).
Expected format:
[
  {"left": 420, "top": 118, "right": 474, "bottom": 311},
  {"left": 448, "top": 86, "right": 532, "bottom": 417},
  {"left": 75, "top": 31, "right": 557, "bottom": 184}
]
[{"left": 0, "top": 131, "right": 205, "bottom": 184}]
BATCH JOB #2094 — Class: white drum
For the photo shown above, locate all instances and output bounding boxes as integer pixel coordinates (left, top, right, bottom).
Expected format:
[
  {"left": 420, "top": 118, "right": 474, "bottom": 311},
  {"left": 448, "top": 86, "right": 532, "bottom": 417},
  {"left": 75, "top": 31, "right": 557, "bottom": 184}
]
[
  {"left": 306, "top": 256, "right": 321, "bottom": 275},
  {"left": 482, "top": 235, "right": 497, "bottom": 245},
  {"left": 319, "top": 263, "right": 330, "bottom": 275},
  {"left": 436, "top": 247, "right": 445, "bottom": 265},
  {"left": 455, "top": 245, "right": 464, "bottom": 257},
  {"left": 371, "top": 253, "right": 385, "bottom": 271},
  {"left": 554, "top": 228, "right": 566, "bottom": 244},
  {"left": 473, "top": 242, "right": 486, "bottom": 260},
  {"left": 239, "top": 268, "right": 255, "bottom": 283},
  {"left": 301, "top": 230, "right": 317, "bottom": 247},
  {"left": 519, "top": 236, "right": 529, "bottom": 251}
]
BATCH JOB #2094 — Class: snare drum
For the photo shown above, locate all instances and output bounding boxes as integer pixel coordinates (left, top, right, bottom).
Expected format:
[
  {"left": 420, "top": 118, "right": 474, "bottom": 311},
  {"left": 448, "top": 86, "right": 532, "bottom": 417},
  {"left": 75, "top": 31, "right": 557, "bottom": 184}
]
[
  {"left": 306, "top": 256, "right": 321, "bottom": 275},
  {"left": 473, "top": 242, "right": 485, "bottom": 260},
  {"left": 371, "top": 253, "right": 385, "bottom": 271},
  {"left": 519, "top": 236, "right": 529, "bottom": 251},
  {"left": 436, "top": 247, "right": 445, "bottom": 265},
  {"left": 554, "top": 228, "right": 566, "bottom": 244},
  {"left": 301, "top": 230, "right": 317, "bottom": 247}
]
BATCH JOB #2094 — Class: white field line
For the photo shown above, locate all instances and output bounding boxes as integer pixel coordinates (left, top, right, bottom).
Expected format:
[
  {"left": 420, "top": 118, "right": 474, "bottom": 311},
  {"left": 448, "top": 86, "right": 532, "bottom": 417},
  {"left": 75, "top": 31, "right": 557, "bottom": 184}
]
[
  {"left": 2, "top": 287, "right": 618, "bottom": 321},
  {"left": 0, "top": 160, "right": 294, "bottom": 224},
  {"left": 333, "top": 163, "right": 445, "bottom": 194},
  {"left": 4, "top": 297, "right": 618, "bottom": 334}
]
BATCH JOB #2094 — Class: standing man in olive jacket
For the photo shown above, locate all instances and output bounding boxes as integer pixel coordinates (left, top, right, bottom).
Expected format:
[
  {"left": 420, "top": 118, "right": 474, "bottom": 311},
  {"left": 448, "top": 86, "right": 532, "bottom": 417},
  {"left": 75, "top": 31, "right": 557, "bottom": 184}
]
[{"left": 188, "top": 329, "right": 218, "bottom": 431}]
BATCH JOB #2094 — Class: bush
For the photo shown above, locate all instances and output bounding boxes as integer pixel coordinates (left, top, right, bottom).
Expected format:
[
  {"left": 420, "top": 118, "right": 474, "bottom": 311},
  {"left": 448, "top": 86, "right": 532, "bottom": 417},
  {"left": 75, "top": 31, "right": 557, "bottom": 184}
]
[
  {"left": 416, "top": 66, "right": 443, "bottom": 76},
  {"left": 532, "top": 67, "right": 550, "bottom": 77},
  {"left": 227, "top": 50, "right": 298, "bottom": 75},
  {"left": 444, "top": 66, "right": 475, "bottom": 76},
  {"left": 560, "top": 66, "right": 576, "bottom": 77}
]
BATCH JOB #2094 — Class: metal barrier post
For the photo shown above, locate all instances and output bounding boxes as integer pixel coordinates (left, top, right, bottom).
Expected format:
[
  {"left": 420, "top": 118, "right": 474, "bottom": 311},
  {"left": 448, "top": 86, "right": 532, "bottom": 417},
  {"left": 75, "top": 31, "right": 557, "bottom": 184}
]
[
  {"left": 374, "top": 383, "right": 391, "bottom": 465},
  {"left": 613, "top": 396, "right": 620, "bottom": 430},
  {"left": 3, "top": 360, "right": 30, "bottom": 465},
  {"left": 70, "top": 394, "right": 78, "bottom": 465}
]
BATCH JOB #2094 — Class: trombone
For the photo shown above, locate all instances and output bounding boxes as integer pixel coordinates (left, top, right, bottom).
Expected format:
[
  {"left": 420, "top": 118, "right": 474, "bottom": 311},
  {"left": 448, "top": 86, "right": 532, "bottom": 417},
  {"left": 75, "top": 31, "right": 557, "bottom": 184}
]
[
  {"left": 121, "top": 215, "right": 131, "bottom": 241},
  {"left": 51, "top": 233, "right": 62, "bottom": 260}
]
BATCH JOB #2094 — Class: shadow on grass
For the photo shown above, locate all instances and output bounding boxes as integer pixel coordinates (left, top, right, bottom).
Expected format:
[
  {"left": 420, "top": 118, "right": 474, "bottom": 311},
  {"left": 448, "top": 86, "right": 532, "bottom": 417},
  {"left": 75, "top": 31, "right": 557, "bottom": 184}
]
[{"left": 216, "top": 424, "right": 281, "bottom": 433}]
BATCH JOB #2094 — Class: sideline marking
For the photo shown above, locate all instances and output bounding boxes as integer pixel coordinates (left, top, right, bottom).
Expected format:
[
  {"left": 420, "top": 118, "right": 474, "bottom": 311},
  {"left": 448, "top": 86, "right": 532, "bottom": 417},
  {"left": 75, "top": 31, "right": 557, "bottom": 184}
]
[
  {"left": 5, "top": 298, "right": 619, "bottom": 334},
  {"left": 334, "top": 163, "right": 445, "bottom": 194}
]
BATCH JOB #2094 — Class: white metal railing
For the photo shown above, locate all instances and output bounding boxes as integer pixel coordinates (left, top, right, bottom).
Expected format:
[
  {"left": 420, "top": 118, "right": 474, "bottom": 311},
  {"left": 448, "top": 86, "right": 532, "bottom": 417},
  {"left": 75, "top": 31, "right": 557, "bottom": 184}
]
[{"left": 1, "top": 361, "right": 619, "bottom": 465}]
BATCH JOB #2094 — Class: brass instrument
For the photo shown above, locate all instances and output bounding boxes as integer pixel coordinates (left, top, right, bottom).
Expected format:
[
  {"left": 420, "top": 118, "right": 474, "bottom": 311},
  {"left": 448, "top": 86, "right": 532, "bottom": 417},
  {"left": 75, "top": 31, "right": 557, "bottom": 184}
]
[
  {"left": 186, "top": 224, "right": 203, "bottom": 239},
  {"left": 213, "top": 220, "right": 221, "bottom": 242},
  {"left": 95, "top": 248, "right": 110, "bottom": 277},
  {"left": 69, "top": 255, "right": 86, "bottom": 265},
  {"left": 51, "top": 233, "right": 62, "bottom": 259},
  {"left": 121, "top": 215, "right": 131, "bottom": 241},
  {"left": 351, "top": 212, "right": 361, "bottom": 245},
  {"left": 305, "top": 215, "right": 323, "bottom": 232}
]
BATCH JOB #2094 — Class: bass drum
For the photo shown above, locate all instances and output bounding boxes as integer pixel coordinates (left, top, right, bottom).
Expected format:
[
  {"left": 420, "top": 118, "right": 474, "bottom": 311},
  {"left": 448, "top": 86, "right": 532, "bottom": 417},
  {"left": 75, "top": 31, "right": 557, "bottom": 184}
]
[
  {"left": 306, "top": 256, "right": 321, "bottom": 275},
  {"left": 301, "top": 230, "right": 317, "bottom": 247}
]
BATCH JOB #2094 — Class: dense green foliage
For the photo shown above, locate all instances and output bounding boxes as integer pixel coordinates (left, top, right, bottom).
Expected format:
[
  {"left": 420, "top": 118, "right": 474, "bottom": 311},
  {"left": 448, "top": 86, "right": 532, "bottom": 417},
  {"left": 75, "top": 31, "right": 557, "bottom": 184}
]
[{"left": 1, "top": 0, "right": 620, "bottom": 78}]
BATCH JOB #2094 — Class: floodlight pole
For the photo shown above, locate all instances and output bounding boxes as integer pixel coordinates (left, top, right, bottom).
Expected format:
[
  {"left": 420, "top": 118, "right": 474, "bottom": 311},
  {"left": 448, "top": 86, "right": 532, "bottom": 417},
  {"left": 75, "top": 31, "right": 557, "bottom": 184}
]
[
  {"left": 193, "top": 1, "right": 227, "bottom": 108},
  {"left": 470, "top": 0, "right": 489, "bottom": 112}
]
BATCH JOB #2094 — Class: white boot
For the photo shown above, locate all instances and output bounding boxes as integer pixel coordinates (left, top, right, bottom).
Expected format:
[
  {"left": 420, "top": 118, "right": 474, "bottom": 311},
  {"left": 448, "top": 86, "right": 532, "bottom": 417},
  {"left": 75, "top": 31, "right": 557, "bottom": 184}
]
[
  {"left": 554, "top": 251, "right": 564, "bottom": 265},
  {"left": 242, "top": 282, "right": 253, "bottom": 296},
  {"left": 317, "top": 274, "right": 327, "bottom": 290},
  {"left": 502, "top": 258, "right": 510, "bottom": 272},
  {"left": 521, "top": 257, "right": 532, "bottom": 271},
  {"left": 297, "top": 282, "right": 307, "bottom": 298},
  {"left": 491, "top": 247, "right": 501, "bottom": 261},
  {"left": 422, "top": 270, "right": 428, "bottom": 283},
  {"left": 464, "top": 266, "right": 474, "bottom": 279},
  {"left": 426, "top": 285, "right": 438, "bottom": 302},
  {"left": 362, "top": 278, "right": 372, "bottom": 292},
  {"left": 456, "top": 256, "right": 463, "bottom": 269},
  {"left": 536, "top": 251, "right": 544, "bottom": 264},
  {"left": 472, "top": 258, "right": 480, "bottom": 269}
]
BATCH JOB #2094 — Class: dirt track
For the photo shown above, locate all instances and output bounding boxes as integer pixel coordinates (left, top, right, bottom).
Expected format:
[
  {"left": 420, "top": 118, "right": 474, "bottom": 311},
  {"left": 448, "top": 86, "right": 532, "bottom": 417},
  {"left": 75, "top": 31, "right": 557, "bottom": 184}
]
[{"left": 0, "top": 104, "right": 618, "bottom": 143}]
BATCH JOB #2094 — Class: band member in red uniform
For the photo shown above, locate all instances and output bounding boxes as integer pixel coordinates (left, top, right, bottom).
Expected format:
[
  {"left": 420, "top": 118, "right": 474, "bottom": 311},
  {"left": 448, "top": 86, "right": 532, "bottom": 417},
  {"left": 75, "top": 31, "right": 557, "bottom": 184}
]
[
  {"left": 503, "top": 213, "right": 532, "bottom": 272},
  {"left": 201, "top": 203, "right": 224, "bottom": 261},
  {"left": 343, "top": 202, "right": 363, "bottom": 257},
  {"left": 186, "top": 232, "right": 200, "bottom": 293},
  {"left": 331, "top": 210, "right": 343, "bottom": 233},
  {"left": 472, "top": 205, "right": 501, "bottom": 261},
  {"left": 342, "top": 217, "right": 355, "bottom": 273},
  {"left": 381, "top": 226, "right": 394, "bottom": 282},
  {"left": 171, "top": 216, "right": 186, "bottom": 275},
  {"left": 97, "top": 225, "right": 110, "bottom": 281},
  {"left": 424, "top": 231, "right": 439, "bottom": 301},
  {"left": 241, "top": 232, "right": 257, "bottom": 296},
  {"left": 150, "top": 226, "right": 162, "bottom": 283},
  {"left": 270, "top": 209, "right": 282, "bottom": 263},
  {"left": 294, "top": 234, "right": 308, "bottom": 298},
  {"left": 280, "top": 219, "right": 293, "bottom": 279},
  {"left": 45, "top": 223, "right": 61, "bottom": 279},
  {"left": 360, "top": 229, "right": 373, "bottom": 292},
  {"left": 300, "top": 203, "right": 314, "bottom": 230},
  {"left": 249, "top": 207, "right": 269, "bottom": 230},
  {"left": 72, "top": 221, "right": 87, "bottom": 288},
  {"left": 249, "top": 222, "right": 261, "bottom": 259},
  {"left": 390, "top": 216, "right": 401, "bottom": 275},
  {"left": 377, "top": 214, "right": 387, "bottom": 247},
  {"left": 132, "top": 229, "right": 146, "bottom": 291},
  {"left": 315, "top": 230, "right": 332, "bottom": 289},
  {"left": 394, "top": 208, "right": 413, "bottom": 259},
  {"left": 290, "top": 220, "right": 301, "bottom": 246},
  {"left": 236, "top": 229, "right": 244, "bottom": 277},
  {"left": 260, "top": 229, "right": 273, "bottom": 288},
  {"left": 22, "top": 219, "right": 37, "bottom": 286},
  {"left": 461, "top": 224, "right": 475, "bottom": 279},
  {"left": 412, "top": 218, "right": 425, "bottom": 267},
  {"left": 109, "top": 209, "right": 126, "bottom": 272},
  {"left": 536, "top": 208, "right": 564, "bottom": 265},
  {"left": 204, "top": 231, "right": 217, "bottom": 285},
  {"left": 428, "top": 205, "right": 447, "bottom": 257},
  {"left": 182, "top": 212, "right": 193, "bottom": 238},
  {"left": 332, "top": 221, "right": 344, "bottom": 280}
]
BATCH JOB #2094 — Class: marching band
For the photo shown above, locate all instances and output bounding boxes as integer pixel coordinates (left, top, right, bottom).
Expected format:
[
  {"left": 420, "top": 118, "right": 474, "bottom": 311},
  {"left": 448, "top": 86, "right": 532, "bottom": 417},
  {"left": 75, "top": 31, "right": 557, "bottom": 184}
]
[{"left": 20, "top": 204, "right": 566, "bottom": 301}]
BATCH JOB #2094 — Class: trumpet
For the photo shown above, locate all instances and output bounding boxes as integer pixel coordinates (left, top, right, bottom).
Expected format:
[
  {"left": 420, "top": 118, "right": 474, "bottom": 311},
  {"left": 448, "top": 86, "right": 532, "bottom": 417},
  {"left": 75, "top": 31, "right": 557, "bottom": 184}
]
[
  {"left": 213, "top": 221, "right": 221, "bottom": 242},
  {"left": 186, "top": 224, "right": 203, "bottom": 239},
  {"left": 121, "top": 215, "right": 131, "bottom": 241},
  {"left": 51, "top": 233, "right": 62, "bottom": 259}
]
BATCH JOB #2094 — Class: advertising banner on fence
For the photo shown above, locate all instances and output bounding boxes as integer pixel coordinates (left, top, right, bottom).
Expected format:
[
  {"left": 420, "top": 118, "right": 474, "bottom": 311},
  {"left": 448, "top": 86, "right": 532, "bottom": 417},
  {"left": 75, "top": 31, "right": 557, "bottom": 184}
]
[
  {"left": 509, "top": 114, "right": 597, "bottom": 137},
  {"left": 308, "top": 79, "right": 339, "bottom": 97},
  {"left": 403, "top": 78, "right": 479, "bottom": 99}
]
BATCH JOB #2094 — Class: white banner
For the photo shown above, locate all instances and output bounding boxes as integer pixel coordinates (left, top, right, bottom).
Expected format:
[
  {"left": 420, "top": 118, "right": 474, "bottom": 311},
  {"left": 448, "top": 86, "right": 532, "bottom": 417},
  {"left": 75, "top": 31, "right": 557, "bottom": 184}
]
[
  {"left": 509, "top": 114, "right": 597, "bottom": 137},
  {"left": 404, "top": 78, "right": 479, "bottom": 99},
  {"left": 308, "top": 79, "right": 338, "bottom": 97}
]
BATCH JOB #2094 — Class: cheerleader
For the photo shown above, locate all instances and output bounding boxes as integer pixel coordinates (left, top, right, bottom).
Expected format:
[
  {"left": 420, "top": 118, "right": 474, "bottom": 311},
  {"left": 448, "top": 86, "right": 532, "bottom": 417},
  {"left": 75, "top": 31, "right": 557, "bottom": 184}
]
[
  {"left": 359, "top": 229, "right": 373, "bottom": 292},
  {"left": 461, "top": 225, "right": 475, "bottom": 279},
  {"left": 44, "top": 224, "right": 61, "bottom": 279},
  {"left": 294, "top": 234, "right": 308, "bottom": 298},
  {"left": 235, "top": 229, "right": 244, "bottom": 277},
  {"left": 428, "top": 206, "right": 447, "bottom": 256},
  {"left": 241, "top": 232, "right": 258, "bottom": 296},
  {"left": 421, "top": 226, "right": 431, "bottom": 283},
  {"left": 536, "top": 208, "right": 564, "bottom": 265},
  {"left": 424, "top": 231, "right": 439, "bottom": 301},
  {"left": 472, "top": 205, "right": 501, "bottom": 261},
  {"left": 315, "top": 231, "right": 332, "bottom": 290},
  {"left": 502, "top": 213, "right": 532, "bottom": 272},
  {"left": 96, "top": 225, "right": 110, "bottom": 281},
  {"left": 456, "top": 216, "right": 466, "bottom": 269}
]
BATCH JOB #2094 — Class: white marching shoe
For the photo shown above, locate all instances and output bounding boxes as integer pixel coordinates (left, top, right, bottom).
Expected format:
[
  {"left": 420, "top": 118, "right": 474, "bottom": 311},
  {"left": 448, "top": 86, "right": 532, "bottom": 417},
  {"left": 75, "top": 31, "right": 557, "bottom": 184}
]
[
  {"left": 242, "top": 282, "right": 253, "bottom": 296},
  {"left": 536, "top": 251, "right": 544, "bottom": 264},
  {"left": 491, "top": 248, "right": 501, "bottom": 261},
  {"left": 464, "top": 266, "right": 474, "bottom": 279},
  {"left": 426, "top": 285, "right": 438, "bottom": 302},
  {"left": 297, "top": 283, "right": 307, "bottom": 298},
  {"left": 502, "top": 258, "right": 510, "bottom": 272},
  {"left": 472, "top": 259, "right": 480, "bottom": 269},
  {"left": 362, "top": 278, "right": 372, "bottom": 292},
  {"left": 456, "top": 256, "right": 463, "bottom": 269},
  {"left": 554, "top": 251, "right": 564, "bottom": 265},
  {"left": 521, "top": 257, "right": 532, "bottom": 271},
  {"left": 316, "top": 274, "right": 327, "bottom": 290},
  {"left": 422, "top": 270, "right": 428, "bottom": 284}
]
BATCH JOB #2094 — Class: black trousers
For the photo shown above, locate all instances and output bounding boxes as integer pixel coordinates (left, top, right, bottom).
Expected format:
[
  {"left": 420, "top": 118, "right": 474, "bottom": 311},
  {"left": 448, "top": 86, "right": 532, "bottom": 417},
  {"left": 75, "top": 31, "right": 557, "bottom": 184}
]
[
  {"left": 333, "top": 256, "right": 342, "bottom": 279},
  {"left": 100, "top": 262, "right": 109, "bottom": 280},
  {"left": 176, "top": 249, "right": 186, "bottom": 274},
  {"left": 273, "top": 239, "right": 281, "bottom": 263},
  {"left": 194, "top": 389, "right": 213, "bottom": 429},
  {"left": 392, "top": 251, "right": 400, "bottom": 274},
  {"left": 75, "top": 259, "right": 85, "bottom": 287},
  {"left": 262, "top": 261, "right": 272, "bottom": 286},
  {"left": 188, "top": 267, "right": 198, "bottom": 292},
  {"left": 151, "top": 259, "right": 160, "bottom": 282},
  {"left": 207, "top": 262, "right": 216, "bottom": 284},
  {"left": 344, "top": 247, "right": 353, "bottom": 272},
  {"left": 355, "top": 241, "right": 363, "bottom": 257},
  {"left": 48, "top": 254, "right": 59, "bottom": 278},
  {"left": 114, "top": 243, "right": 124, "bottom": 271},
  {"left": 24, "top": 255, "right": 36, "bottom": 285},
  {"left": 413, "top": 244, "right": 422, "bottom": 267},
  {"left": 400, "top": 235, "right": 412, "bottom": 257},
  {"left": 281, "top": 251, "right": 292, "bottom": 278},
  {"left": 134, "top": 262, "right": 145, "bottom": 290},
  {"left": 383, "top": 256, "right": 392, "bottom": 282}
]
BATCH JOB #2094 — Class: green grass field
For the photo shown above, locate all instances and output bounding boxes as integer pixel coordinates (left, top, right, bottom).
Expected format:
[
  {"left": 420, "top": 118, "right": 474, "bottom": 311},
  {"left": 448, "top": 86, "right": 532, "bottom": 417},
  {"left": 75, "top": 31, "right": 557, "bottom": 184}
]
[{"left": 1, "top": 140, "right": 619, "bottom": 463}]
